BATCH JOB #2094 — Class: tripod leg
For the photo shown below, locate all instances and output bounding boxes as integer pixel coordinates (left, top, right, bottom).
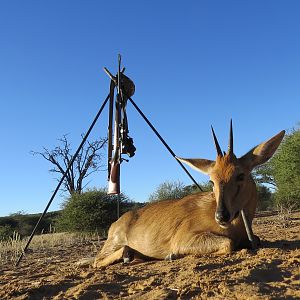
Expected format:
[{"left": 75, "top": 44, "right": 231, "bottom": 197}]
[
  {"left": 128, "top": 97, "right": 203, "bottom": 192},
  {"left": 15, "top": 94, "right": 110, "bottom": 267}
]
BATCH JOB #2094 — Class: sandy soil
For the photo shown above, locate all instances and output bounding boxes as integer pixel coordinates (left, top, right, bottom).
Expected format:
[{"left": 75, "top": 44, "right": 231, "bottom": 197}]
[{"left": 0, "top": 211, "right": 299, "bottom": 300}]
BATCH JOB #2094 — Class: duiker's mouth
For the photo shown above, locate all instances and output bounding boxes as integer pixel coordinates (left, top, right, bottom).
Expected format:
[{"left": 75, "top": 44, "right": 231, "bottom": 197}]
[
  {"left": 217, "top": 221, "right": 230, "bottom": 229},
  {"left": 216, "top": 210, "right": 240, "bottom": 228}
]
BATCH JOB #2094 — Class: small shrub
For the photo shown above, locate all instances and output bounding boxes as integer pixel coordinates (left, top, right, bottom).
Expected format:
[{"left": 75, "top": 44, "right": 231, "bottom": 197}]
[
  {"left": 0, "top": 225, "right": 14, "bottom": 241},
  {"left": 148, "top": 180, "right": 212, "bottom": 202},
  {"left": 256, "top": 184, "right": 274, "bottom": 211},
  {"left": 148, "top": 180, "right": 189, "bottom": 202},
  {"left": 56, "top": 188, "right": 132, "bottom": 233}
]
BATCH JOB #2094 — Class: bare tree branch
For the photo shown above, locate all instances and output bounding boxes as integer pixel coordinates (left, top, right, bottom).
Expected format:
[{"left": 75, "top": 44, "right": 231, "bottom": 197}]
[{"left": 32, "top": 134, "right": 107, "bottom": 195}]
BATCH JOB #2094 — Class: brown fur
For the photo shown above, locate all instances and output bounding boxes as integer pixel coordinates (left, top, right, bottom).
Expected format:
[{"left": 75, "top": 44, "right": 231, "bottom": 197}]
[
  {"left": 93, "top": 129, "right": 285, "bottom": 268},
  {"left": 214, "top": 155, "right": 237, "bottom": 182}
]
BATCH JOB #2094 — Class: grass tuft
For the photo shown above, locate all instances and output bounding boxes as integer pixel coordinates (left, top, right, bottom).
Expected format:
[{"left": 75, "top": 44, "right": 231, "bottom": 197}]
[{"left": 0, "top": 231, "right": 102, "bottom": 265}]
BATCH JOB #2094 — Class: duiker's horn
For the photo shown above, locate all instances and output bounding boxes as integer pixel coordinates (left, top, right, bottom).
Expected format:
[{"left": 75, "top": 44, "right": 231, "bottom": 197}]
[
  {"left": 211, "top": 126, "right": 223, "bottom": 157},
  {"left": 228, "top": 119, "right": 233, "bottom": 155}
]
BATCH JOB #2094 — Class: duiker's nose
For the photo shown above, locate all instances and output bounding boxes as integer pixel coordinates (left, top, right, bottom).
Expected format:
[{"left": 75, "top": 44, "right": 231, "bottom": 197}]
[{"left": 215, "top": 207, "right": 230, "bottom": 224}]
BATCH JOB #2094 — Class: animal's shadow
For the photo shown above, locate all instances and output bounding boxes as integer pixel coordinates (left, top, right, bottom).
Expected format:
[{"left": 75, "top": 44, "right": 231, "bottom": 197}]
[{"left": 261, "top": 239, "right": 300, "bottom": 250}]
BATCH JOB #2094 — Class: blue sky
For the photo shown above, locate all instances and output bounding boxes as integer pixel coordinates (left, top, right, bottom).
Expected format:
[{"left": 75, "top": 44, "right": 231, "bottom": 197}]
[{"left": 0, "top": 1, "right": 299, "bottom": 216}]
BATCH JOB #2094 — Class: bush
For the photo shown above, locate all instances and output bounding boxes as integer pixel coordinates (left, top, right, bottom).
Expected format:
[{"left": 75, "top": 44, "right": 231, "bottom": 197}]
[
  {"left": 56, "top": 188, "right": 133, "bottom": 234},
  {"left": 256, "top": 184, "right": 274, "bottom": 211},
  {"left": 271, "top": 127, "right": 300, "bottom": 209},
  {"left": 184, "top": 182, "right": 213, "bottom": 193},
  {"left": 148, "top": 180, "right": 190, "bottom": 202},
  {"left": 148, "top": 180, "right": 212, "bottom": 202},
  {"left": 0, "top": 225, "right": 14, "bottom": 241},
  {"left": 0, "top": 211, "right": 59, "bottom": 238},
  {"left": 253, "top": 125, "right": 300, "bottom": 209}
]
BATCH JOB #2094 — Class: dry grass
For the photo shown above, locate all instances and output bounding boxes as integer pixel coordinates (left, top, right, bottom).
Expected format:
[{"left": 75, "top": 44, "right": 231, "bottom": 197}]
[{"left": 0, "top": 231, "right": 102, "bottom": 265}]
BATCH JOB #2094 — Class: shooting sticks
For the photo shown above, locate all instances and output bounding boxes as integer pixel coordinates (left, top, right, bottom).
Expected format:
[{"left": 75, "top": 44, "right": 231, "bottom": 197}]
[
  {"left": 15, "top": 56, "right": 257, "bottom": 266},
  {"left": 15, "top": 94, "right": 110, "bottom": 267},
  {"left": 15, "top": 55, "right": 205, "bottom": 267}
]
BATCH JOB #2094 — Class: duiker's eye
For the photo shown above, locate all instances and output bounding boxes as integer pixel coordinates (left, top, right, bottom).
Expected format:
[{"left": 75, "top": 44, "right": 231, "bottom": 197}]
[{"left": 236, "top": 173, "right": 245, "bottom": 182}]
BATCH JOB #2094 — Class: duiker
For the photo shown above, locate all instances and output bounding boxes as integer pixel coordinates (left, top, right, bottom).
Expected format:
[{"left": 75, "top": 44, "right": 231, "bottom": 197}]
[{"left": 94, "top": 122, "right": 284, "bottom": 267}]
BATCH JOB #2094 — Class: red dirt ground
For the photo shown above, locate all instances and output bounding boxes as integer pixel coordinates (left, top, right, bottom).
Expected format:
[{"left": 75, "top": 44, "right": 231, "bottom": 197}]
[{"left": 0, "top": 211, "right": 299, "bottom": 299}]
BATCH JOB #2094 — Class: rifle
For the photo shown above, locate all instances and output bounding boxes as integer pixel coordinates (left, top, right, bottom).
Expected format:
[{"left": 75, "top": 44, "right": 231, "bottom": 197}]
[{"left": 104, "top": 55, "right": 135, "bottom": 195}]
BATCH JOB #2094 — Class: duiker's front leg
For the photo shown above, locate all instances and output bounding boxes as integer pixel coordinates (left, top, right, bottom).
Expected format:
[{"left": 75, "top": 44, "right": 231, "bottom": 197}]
[
  {"left": 94, "top": 247, "right": 125, "bottom": 268},
  {"left": 123, "top": 245, "right": 152, "bottom": 265},
  {"left": 172, "top": 232, "right": 234, "bottom": 256},
  {"left": 94, "top": 245, "right": 151, "bottom": 268}
]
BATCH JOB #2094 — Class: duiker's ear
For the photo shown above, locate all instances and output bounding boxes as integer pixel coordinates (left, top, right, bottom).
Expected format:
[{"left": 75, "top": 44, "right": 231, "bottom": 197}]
[
  {"left": 176, "top": 157, "right": 215, "bottom": 175},
  {"left": 239, "top": 130, "right": 285, "bottom": 170}
]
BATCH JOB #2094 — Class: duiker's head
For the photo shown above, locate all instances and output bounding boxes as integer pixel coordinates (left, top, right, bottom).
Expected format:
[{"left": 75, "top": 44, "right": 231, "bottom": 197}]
[{"left": 178, "top": 121, "right": 285, "bottom": 228}]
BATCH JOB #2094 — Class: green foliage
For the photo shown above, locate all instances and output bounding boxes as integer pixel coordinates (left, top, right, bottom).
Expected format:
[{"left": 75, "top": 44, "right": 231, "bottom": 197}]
[
  {"left": 0, "top": 194, "right": 142, "bottom": 238},
  {"left": 256, "top": 184, "right": 273, "bottom": 211},
  {"left": 270, "top": 127, "right": 300, "bottom": 208},
  {"left": 0, "top": 211, "right": 59, "bottom": 238},
  {"left": 252, "top": 164, "right": 276, "bottom": 189},
  {"left": 253, "top": 126, "right": 300, "bottom": 209},
  {"left": 148, "top": 180, "right": 212, "bottom": 202},
  {"left": 182, "top": 182, "right": 213, "bottom": 195},
  {"left": 0, "top": 225, "right": 14, "bottom": 241},
  {"left": 148, "top": 181, "right": 189, "bottom": 202},
  {"left": 56, "top": 188, "right": 135, "bottom": 233}
]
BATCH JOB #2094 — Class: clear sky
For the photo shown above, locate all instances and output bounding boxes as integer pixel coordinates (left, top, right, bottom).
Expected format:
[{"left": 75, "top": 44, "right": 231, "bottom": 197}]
[{"left": 0, "top": 1, "right": 299, "bottom": 216}]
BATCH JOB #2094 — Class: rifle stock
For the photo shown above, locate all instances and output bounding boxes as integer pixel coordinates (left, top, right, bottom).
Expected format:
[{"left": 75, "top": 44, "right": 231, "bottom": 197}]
[
  {"left": 108, "top": 153, "right": 120, "bottom": 195},
  {"left": 108, "top": 88, "right": 121, "bottom": 195}
]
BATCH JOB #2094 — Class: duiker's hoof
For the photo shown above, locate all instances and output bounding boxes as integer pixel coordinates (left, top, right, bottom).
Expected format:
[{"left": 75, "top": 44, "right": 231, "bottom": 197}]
[
  {"left": 123, "top": 257, "right": 131, "bottom": 264},
  {"left": 165, "top": 253, "right": 177, "bottom": 261}
]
